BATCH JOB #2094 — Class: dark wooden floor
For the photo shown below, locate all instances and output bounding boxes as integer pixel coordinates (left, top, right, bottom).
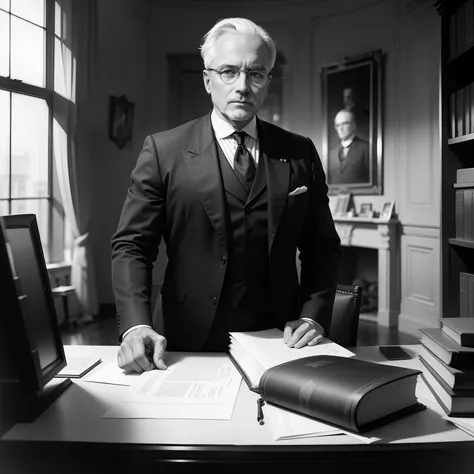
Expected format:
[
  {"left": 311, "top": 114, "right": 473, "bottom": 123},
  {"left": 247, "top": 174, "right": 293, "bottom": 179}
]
[{"left": 60, "top": 313, "right": 420, "bottom": 347}]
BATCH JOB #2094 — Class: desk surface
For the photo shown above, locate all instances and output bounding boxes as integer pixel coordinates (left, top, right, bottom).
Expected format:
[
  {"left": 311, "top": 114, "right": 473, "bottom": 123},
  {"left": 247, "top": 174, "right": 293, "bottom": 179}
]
[{"left": 1, "top": 344, "right": 473, "bottom": 474}]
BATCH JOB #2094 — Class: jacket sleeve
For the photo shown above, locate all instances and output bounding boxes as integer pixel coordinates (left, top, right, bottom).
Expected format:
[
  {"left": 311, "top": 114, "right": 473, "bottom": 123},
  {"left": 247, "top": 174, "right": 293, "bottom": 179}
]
[
  {"left": 297, "top": 137, "right": 341, "bottom": 335},
  {"left": 111, "top": 135, "right": 165, "bottom": 340}
]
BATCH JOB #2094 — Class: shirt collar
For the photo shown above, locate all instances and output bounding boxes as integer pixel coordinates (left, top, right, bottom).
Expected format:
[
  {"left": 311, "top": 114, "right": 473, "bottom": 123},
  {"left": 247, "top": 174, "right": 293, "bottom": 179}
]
[{"left": 211, "top": 109, "right": 258, "bottom": 141}]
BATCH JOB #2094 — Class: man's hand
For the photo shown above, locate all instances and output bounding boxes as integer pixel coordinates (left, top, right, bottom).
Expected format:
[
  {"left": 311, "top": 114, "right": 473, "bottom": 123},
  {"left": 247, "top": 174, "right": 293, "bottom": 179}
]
[
  {"left": 117, "top": 327, "right": 167, "bottom": 373},
  {"left": 283, "top": 319, "right": 325, "bottom": 348}
]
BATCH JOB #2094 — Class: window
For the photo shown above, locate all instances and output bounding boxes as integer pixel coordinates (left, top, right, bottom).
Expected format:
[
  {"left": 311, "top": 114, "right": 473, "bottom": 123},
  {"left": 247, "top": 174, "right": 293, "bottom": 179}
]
[{"left": 0, "top": 0, "right": 67, "bottom": 263}]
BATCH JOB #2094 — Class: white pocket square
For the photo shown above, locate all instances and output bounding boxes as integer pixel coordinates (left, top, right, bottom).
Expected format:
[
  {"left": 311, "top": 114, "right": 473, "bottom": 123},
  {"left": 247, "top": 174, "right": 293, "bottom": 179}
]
[{"left": 288, "top": 186, "right": 308, "bottom": 197}]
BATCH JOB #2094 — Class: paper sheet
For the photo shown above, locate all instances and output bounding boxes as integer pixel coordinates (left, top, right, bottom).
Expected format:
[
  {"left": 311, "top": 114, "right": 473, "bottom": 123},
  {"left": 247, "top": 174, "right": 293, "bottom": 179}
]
[
  {"left": 104, "top": 354, "right": 242, "bottom": 419},
  {"left": 230, "top": 328, "right": 355, "bottom": 370},
  {"left": 264, "top": 404, "right": 380, "bottom": 444},
  {"left": 443, "top": 416, "right": 474, "bottom": 437},
  {"left": 81, "top": 359, "right": 141, "bottom": 386}
]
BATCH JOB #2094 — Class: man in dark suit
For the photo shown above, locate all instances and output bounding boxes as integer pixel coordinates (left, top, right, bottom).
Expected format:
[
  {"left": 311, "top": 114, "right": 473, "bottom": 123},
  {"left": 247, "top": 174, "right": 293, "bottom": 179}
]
[
  {"left": 328, "top": 109, "right": 370, "bottom": 185},
  {"left": 111, "top": 17, "right": 341, "bottom": 373}
]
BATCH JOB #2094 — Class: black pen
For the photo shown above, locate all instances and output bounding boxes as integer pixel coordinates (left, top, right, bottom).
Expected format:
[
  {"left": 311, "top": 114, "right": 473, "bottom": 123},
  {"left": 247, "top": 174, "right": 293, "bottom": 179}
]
[{"left": 257, "top": 398, "right": 265, "bottom": 425}]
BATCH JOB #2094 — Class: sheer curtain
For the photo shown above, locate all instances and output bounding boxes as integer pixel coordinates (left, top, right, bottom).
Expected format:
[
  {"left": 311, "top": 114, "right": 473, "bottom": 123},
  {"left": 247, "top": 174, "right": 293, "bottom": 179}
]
[{"left": 53, "top": 0, "right": 99, "bottom": 318}]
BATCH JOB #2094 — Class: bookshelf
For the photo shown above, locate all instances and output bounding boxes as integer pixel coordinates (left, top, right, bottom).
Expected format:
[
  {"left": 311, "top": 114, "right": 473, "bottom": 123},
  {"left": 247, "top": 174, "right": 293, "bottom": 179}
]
[{"left": 435, "top": 0, "right": 474, "bottom": 319}]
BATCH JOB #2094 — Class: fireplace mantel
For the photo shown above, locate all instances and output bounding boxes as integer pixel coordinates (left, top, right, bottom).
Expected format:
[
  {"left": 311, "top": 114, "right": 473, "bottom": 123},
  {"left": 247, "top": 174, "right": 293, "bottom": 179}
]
[{"left": 333, "top": 216, "right": 401, "bottom": 328}]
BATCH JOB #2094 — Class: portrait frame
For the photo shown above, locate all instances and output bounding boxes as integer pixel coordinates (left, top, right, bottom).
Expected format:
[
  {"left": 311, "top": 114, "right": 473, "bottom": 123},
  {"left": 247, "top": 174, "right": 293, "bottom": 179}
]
[
  {"left": 321, "top": 50, "right": 383, "bottom": 195},
  {"left": 359, "top": 202, "right": 373, "bottom": 217},
  {"left": 333, "top": 193, "right": 351, "bottom": 216},
  {"left": 109, "top": 95, "right": 135, "bottom": 150},
  {"left": 380, "top": 201, "right": 395, "bottom": 221}
]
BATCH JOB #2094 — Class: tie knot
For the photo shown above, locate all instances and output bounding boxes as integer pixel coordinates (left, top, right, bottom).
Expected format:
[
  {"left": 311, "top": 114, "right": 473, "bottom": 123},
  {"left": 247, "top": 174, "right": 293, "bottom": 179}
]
[{"left": 233, "top": 131, "right": 247, "bottom": 145}]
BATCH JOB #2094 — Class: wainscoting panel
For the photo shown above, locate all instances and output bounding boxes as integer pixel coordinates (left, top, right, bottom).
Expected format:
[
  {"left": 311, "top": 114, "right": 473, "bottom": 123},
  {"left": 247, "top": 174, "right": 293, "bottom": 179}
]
[{"left": 399, "top": 226, "right": 440, "bottom": 337}]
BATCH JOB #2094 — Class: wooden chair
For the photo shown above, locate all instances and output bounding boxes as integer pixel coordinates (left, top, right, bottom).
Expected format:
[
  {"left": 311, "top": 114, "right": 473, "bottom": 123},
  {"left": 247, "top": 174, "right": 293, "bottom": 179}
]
[{"left": 329, "top": 284, "right": 363, "bottom": 347}]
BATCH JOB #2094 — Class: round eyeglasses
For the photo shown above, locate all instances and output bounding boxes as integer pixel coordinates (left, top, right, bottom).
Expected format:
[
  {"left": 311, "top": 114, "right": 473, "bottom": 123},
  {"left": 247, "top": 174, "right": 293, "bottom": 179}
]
[{"left": 206, "top": 67, "right": 271, "bottom": 86}]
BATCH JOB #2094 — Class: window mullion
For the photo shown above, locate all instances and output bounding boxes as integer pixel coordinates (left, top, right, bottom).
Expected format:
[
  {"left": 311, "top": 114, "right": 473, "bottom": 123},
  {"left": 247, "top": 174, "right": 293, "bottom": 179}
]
[{"left": 45, "top": 0, "right": 55, "bottom": 262}]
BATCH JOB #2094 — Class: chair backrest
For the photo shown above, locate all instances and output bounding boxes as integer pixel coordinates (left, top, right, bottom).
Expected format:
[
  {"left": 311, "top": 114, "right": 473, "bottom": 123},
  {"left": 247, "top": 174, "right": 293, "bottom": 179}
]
[{"left": 329, "top": 284, "right": 363, "bottom": 347}]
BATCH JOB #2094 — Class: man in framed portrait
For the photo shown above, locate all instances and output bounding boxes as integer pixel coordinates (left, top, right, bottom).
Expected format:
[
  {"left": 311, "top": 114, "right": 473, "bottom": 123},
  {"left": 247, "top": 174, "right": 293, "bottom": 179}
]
[{"left": 328, "top": 109, "right": 369, "bottom": 185}]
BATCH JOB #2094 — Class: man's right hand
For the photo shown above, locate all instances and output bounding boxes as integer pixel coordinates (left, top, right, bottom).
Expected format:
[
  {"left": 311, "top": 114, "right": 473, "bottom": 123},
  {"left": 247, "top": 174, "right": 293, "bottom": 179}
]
[{"left": 117, "top": 327, "right": 167, "bottom": 373}]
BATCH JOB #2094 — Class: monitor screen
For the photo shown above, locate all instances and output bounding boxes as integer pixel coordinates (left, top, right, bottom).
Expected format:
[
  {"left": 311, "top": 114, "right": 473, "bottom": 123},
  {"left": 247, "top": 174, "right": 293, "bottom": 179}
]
[{"left": 1, "top": 214, "right": 66, "bottom": 389}]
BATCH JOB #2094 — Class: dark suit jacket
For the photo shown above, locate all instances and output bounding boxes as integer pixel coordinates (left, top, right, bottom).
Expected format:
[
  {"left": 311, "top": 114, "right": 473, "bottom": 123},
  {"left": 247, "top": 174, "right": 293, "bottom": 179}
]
[
  {"left": 111, "top": 113, "right": 341, "bottom": 351},
  {"left": 328, "top": 136, "right": 370, "bottom": 185}
]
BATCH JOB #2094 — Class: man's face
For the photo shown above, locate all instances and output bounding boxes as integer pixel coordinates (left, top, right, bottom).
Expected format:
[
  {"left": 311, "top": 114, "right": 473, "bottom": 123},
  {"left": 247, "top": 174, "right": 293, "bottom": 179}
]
[
  {"left": 334, "top": 111, "right": 356, "bottom": 141},
  {"left": 203, "top": 32, "right": 271, "bottom": 128}
]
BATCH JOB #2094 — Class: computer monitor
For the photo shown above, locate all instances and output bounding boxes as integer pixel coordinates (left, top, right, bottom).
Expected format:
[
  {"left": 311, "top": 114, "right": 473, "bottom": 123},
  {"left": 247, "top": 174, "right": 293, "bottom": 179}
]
[{"left": 0, "top": 214, "right": 71, "bottom": 428}]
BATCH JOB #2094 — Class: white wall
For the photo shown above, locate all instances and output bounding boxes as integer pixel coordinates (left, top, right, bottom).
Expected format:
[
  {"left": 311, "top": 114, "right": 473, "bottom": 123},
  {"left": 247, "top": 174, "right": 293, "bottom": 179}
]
[{"left": 85, "top": 0, "right": 442, "bottom": 336}]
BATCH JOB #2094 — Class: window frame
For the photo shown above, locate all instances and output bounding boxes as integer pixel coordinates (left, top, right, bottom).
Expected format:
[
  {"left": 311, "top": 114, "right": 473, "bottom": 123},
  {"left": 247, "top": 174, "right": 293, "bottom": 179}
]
[{"left": 0, "top": 0, "right": 65, "bottom": 263}]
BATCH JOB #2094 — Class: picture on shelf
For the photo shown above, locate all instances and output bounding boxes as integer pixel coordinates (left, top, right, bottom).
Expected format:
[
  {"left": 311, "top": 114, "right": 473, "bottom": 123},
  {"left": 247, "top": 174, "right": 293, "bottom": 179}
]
[
  {"left": 359, "top": 203, "right": 373, "bottom": 217},
  {"left": 380, "top": 201, "right": 395, "bottom": 220},
  {"left": 334, "top": 193, "right": 351, "bottom": 215}
]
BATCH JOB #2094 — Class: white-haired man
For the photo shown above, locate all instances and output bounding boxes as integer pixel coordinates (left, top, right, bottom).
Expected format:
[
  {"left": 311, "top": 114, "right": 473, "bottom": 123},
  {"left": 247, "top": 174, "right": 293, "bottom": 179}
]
[{"left": 111, "top": 17, "right": 341, "bottom": 373}]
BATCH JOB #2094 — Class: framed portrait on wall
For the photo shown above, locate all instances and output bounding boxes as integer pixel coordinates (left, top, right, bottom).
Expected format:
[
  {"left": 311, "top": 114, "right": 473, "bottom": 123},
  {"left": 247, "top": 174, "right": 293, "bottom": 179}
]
[
  {"left": 321, "top": 50, "right": 383, "bottom": 195},
  {"left": 109, "top": 95, "right": 134, "bottom": 150}
]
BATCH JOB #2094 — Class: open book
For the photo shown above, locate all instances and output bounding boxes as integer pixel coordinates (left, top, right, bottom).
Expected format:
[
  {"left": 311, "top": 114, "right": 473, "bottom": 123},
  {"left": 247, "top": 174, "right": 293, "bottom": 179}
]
[{"left": 228, "top": 328, "right": 355, "bottom": 391}]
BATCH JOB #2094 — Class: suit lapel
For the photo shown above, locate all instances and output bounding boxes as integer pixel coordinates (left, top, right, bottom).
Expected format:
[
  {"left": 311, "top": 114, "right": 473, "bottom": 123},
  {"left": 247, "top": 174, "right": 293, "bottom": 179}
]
[
  {"left": 183, "top": 114, "right": 228, "bottom": 251},
  {"left": 257, "top": 119, "right": 290, "bottom": 254}
]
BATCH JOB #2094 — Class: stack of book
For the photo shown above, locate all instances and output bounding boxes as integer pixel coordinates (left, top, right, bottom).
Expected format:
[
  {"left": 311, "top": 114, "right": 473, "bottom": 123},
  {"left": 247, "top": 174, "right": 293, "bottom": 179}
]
[{"left": 419, "top": 318, "right": 474, "bottom": 416}]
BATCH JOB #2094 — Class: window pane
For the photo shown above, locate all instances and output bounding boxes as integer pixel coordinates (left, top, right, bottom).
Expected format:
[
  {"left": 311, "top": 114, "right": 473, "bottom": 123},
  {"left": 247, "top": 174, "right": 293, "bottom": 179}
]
[
  {"left": 11, "top": 16, "right": 45, "bottom": 87},
  {"left": 11, "top": 199, "right": 49, "bottom": 260},
  {"left": 0, "top": 90, "right": 10, "bottom": 198},
  {"left": 0, "top": 0, "right": 9, "bottom": 11},
  {"left": 11, "top": 94, "right": 49, "bottom": 198},
  {"left": 11, "top": 0, "right": 45, "bottom": 27},
  {"left": 0, "top": 200, "right": 9, "bottom": 215},
  {"left": 54, "top": 37, "right": 73, "bottom": 99},
  {"left": 0, "top": 10, "right": 9, "bottom": 77}
]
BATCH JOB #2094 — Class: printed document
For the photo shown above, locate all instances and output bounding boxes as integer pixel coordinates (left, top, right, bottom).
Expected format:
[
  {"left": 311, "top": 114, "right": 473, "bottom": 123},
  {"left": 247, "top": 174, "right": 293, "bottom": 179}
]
[{"left": 104, "top": 353, "right": 242, "bottom": 420}]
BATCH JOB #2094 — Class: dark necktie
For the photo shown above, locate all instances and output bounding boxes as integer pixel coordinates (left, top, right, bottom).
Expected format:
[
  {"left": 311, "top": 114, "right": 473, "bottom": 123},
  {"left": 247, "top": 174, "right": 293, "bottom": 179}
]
[{"left": 233, "top": 131, "right": 256, "bottom": 192}]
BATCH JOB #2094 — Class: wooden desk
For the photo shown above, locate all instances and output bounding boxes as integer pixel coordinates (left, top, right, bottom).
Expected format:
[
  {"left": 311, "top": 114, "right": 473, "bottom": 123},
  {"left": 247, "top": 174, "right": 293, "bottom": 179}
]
[{"left": 1, "top": 345, "right": 473, "bottom": 474}]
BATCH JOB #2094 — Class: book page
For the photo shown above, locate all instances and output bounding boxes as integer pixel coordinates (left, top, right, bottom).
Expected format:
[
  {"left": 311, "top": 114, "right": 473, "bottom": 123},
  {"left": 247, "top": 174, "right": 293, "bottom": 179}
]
[{"left": 230, "top": 328, "right": 355, "bottom": 371}]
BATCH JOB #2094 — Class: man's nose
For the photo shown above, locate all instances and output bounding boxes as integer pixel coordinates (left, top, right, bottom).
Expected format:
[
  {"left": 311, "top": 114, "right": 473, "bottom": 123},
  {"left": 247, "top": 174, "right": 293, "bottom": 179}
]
[{"left": 234, "top": 72, "right": 251, "bottom": 91}]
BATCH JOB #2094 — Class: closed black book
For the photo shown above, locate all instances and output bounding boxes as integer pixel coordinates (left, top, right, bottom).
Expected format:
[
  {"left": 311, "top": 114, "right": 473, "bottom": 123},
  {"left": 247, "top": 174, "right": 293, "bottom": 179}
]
[
  {"left": 258, "top": 355, "right": 424, "bottom": 434},
  {"left": 419, "top": 328, "right": 474, "bottom": 370}
]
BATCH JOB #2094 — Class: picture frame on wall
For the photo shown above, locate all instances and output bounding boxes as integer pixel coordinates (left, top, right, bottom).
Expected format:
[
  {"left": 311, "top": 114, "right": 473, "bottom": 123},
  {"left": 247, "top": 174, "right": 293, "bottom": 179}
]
[
  {"left": 109, "top": 95, "right": 134, "bottom": 150},
  {"left": 321, "top": 50, "right": 383, "bottom": 196}
]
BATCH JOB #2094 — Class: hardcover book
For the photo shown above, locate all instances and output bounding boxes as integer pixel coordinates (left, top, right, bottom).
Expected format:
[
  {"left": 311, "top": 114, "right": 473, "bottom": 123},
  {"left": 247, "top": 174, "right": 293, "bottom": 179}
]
[
  {"left": 258, "top": 355, "right": 424, "bottom": 434},
  {"left": 420, "top": 344, "right": 474, "bottom": 390},
  {"left": 459, "top": 273, "right": 474, "bottom": 320},
  {"left": 418, "top": 328, "right": 474, "bottom": 370},
  {"left": 441, "top": 317, "right": 474, "bottom": 347},
  {"left": 419, "top": 356, "right": 474, "bottom": 416}
]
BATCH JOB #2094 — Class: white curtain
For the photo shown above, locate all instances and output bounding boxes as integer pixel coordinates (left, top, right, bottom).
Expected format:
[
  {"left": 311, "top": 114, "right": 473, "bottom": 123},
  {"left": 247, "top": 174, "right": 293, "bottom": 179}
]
[{"left": 52, "top": 0, "right": 99, "bottom": 317}]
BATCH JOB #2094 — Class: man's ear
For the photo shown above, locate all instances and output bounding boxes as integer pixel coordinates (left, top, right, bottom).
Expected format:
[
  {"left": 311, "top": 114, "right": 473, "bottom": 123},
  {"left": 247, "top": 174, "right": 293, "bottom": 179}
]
[{"left": 203, "top": 70, "right": 212, "bottom": 95}]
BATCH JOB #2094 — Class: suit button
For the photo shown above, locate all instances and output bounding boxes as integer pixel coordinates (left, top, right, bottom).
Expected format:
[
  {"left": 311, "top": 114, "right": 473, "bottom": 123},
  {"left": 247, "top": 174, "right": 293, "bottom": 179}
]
[
  {"left": 212, "top": 296, "right": 218, "bottom": 305},
  {"left": 245, "top": 208, "right": 252, "bottom": 215},
  {"left": 246, "top": 227, "right": 252, "bottom": 233},
  {"left": 221, "top": 256, "right": 227, "bottom": 265}
]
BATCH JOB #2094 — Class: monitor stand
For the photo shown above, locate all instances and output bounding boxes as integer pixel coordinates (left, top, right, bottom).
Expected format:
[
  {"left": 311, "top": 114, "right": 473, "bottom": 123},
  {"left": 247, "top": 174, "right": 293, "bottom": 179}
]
[
  {"left": 31, "top": 377, "right": 72, "bottom": 421},
  {"left": 0, "top": 377, "right": 72, "bottom": 433}
]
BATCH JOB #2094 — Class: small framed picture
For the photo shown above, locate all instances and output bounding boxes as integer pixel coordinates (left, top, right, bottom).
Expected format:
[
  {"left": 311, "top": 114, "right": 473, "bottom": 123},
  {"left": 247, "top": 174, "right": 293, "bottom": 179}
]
[
  {"left": 359, "top": 203, "right": 373, "bottom": 217},
  {"left": 334, "top": 193, "right": 351, "bottom": 216},
  {"left": 380, "top": 201, "right": 395, "bottom": 220}
]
